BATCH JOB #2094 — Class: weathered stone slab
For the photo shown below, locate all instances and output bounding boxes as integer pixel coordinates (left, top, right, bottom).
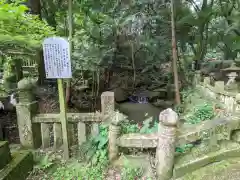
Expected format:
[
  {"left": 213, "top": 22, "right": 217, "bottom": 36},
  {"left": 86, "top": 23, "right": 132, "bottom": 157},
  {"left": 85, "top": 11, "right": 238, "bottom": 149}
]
[
  {"left": 77, "top": 122, "right": 86, "bottom": 147},
  {"left": 173, "top": 141, "right": 240, "bottom": 179},
  {"left": 175, "top": 157, "right": 240, "bottom": 180},
  {"left": 204, "top": 84, "right": 237, "bottom": 97},
  {"left": 177, "top": 116, "right": 240, "bottom": 146},
  {"left": 117, "top": 116, "right": 240, "bottom": 149},
  {"left": 53, "top": 123, "right": 63, "bottom": 149},
  {"left": 0, "top": 150, "right": 33, "bottom": 180},
  {"left": 117, "top": 133, "right": 158, "bottom": 148},
  {"left": 0, "top": 141, "right": 11, "bottom": 170},
  {"left": 32, "top": 112, "right": 103, "bottom": 123}
]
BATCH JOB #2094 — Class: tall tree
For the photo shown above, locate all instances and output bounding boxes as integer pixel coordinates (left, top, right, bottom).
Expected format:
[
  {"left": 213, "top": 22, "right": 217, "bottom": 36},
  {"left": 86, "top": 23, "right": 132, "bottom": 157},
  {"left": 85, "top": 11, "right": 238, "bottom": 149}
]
[
  {"left": 28, "top": 0, "right": 46, "bottom": 85},
  {"left": 28, "top": 0, "right": 41, "bottom": 16},
  {"left": 65, "top": 0, "right": 73, "bottom": 106},
  {"left": 171, "top": 0, "right": 181, "bottom": 104}
]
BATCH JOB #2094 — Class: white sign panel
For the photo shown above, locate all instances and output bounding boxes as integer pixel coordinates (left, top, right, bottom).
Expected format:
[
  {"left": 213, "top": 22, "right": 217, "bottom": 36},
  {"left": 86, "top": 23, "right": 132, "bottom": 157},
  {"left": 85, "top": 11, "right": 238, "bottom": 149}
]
[{"left": 43, "top": 37, "right": 72, "bottom": 79}]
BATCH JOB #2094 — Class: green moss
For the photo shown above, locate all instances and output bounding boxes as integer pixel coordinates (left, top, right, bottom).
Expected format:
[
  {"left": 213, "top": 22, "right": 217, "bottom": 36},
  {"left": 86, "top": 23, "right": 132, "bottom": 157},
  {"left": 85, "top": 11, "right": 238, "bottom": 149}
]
[
  {"left": 0, "top": 150, "right": 33, "bottom": 180},
  {"left": 0, "top": 141, "right": 11, "bottom": 170},
  {"left": 174, "top": 141, "right": 240, "bottom": 178},
  {"left": 177, "top": 158, "right": 240, "bottom": 180}
]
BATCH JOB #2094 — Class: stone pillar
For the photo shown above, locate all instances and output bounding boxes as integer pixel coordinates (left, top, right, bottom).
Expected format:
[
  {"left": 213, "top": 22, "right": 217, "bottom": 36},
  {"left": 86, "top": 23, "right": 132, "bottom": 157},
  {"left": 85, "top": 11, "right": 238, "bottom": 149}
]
[
  {"left": 156, "top": 108, "right": 179, "bottom": 180},
  {"left": 193, "top": 71, "right": 201, "bottom": 86},
  {"left": 108, "top": 111, "right": 121, "bottom": 162},
  {"left": 101, "top": 91, "right": 115, "bottom": 115},
  {"left": 203, "top": 77, "right": 210, "bottom": 86},
  {"left": 235, "top": 93, "right": 240, "bottom": 112},
  {"left": 209, "top": 72, "right": 215, "bottom": 85},
  {"left": 101, "top": 91, "right": 115, "bottom": 125},
  {"left": 16, "top": 78, "right": 41, "bottom": 148},
  {"left": 214, "top": 81, "right": 224, "bottom": 91}
]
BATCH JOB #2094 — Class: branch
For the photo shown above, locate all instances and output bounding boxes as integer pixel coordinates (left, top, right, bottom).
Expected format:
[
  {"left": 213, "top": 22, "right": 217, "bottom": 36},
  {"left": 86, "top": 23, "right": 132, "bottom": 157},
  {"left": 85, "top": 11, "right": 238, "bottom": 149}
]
[{"left": 187, "top": 0, "right": 200, "bottom": 12}]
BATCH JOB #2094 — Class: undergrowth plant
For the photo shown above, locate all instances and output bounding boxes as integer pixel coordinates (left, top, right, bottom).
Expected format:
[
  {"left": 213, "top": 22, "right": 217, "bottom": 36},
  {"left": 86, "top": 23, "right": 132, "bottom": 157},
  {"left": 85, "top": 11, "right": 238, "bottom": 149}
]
[
  {"left": 34, "top": 155, "right": 54, "bottom": 171},
  {"left": 121, "top": 117, "right": 158, "bottom": 134},
  {"left": 49, "top": 125, "right": 109, "bottom": 179},
  {"left": 47, "top": 119, "right": 156, "bottom": 179},
  {"left": 34, "top": 115, "right": 202, "bottom": 179},
  {"left": 121, "top": 158, "right": 144, "bottom": 180},
  {"left": 176, "top": 88, "right": 222, "bottom": 124},
  {"left": 175, "top": 143, "right": 194, "bottom": 153},
  {"left": 185, "top": 103, "right": 215, "bottom": 124}
]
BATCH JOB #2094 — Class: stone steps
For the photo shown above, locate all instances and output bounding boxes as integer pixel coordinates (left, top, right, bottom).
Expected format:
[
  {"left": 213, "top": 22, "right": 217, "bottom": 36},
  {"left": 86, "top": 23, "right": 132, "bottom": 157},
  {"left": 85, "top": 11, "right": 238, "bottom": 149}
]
[
  {"left": 0, "top": 141, "right": 33, "bottom": 180},
  {"left": 173, "top": 141, "right": 240, "bottom": 179},
  {"left": 0, "top": 142, "right": 11, "bottom": 170}
]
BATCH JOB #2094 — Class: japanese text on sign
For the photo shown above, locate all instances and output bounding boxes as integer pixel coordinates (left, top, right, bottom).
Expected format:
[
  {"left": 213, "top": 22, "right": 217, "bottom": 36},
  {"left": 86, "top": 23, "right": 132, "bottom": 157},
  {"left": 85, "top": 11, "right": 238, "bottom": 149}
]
[{"left": 43, "top": 37, "right": 72, "bottom": 79}]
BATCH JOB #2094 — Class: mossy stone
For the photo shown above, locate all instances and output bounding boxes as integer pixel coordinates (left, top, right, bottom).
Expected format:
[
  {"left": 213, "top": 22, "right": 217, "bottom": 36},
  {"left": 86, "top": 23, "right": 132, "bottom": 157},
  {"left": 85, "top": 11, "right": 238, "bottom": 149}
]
[
  {"left": 0, "top": 141, "right": 11, "bottom": 170},
  {"left": 0, "top": 150, "right": 33, "bottom": 180}
]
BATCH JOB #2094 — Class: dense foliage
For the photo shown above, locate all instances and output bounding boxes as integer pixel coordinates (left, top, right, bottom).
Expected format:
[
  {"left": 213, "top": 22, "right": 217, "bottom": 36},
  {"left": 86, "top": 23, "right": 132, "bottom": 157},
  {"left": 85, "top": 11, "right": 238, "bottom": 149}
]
[
  {"left": 39, "top": 0, "right": 240, "bottom": 99},
  {"left": 0, "top": 0, "right": 239, "bottom": 96},
  {"left": 0, "top": 0, "right": 55, "bottom": 93},
  {"left": 0, "top": 0, "right": 55, "bottom": 55},
  {"left": 1, "top": 0, "right": 239, "bottom": 178}
]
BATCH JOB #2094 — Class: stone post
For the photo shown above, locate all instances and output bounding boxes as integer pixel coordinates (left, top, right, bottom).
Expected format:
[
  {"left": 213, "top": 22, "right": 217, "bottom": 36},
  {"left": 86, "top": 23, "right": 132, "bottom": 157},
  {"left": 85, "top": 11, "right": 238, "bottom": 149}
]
[
  {"left": 209, "top": 72, "right": 215, "bottom": 85},
  {"left": 16, "top": 78, "right": 41, "bottom": 148},
  {"left": 101, "top": 91, "right": 115, "bottom": 116},
  {"left": 108, "top": 111, "right": 122, "bottom": 162},
  {"left": 203, "top": 77, "right": 210, "bottom": 86},
  {"left": 214, "top": 81, "right": 224, "bottom": 91},
  {"left": 156, "top": 108, "right": 179, "bottom": 180},
  {"left": 235, "top": 93, "right": 240, "bottom": 112},
  {"left": 193, "top": 71, "right": 201, "bottom": 86}
]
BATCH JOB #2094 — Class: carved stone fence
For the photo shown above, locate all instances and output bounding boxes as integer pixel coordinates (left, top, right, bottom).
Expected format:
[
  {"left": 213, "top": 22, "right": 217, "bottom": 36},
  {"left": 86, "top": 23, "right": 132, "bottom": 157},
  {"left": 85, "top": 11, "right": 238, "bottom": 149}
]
[
  {"left": 194, "top": 72, "right": 240, "bottom": 113},
  {"left": 22, "top": 59, "right": 38, "bottom": 77},
  {"left": 109, "top": 108, "right": 179, "bottom": 180},
  {"left": 16, "top": 78, "right": 115, "bottom": 150},
  {"left": 109, "top": 107, "right": 240, "bottom": 179}
]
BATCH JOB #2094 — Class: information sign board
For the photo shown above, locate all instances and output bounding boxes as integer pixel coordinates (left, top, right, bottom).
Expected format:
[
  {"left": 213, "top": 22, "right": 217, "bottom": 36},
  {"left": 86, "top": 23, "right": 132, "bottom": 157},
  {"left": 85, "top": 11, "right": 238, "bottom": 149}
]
[{"left": 43, "top": 37, "right": 72, "bottom": 79}]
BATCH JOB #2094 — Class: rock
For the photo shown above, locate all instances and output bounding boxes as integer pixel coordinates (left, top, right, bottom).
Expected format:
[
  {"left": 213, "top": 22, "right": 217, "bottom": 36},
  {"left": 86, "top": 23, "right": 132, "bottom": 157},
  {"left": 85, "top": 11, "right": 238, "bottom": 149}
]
[
  {"left": 132, "top": 88, "right": 170, "bottom": 102},
  {"left": 116, "top": 102, "right": 161, "bottom": 122},
  {"left": 152, "top": 100, "right": 174, "bottom": 108},
  {"left": 147, "top": 83, "right": 166, "bottom": 91},
  {"left": 148, "top": 89, "right": 168, "bottom": 100},
  {"left": 111, "top": 87, "right": 129, "bottom": 102}
]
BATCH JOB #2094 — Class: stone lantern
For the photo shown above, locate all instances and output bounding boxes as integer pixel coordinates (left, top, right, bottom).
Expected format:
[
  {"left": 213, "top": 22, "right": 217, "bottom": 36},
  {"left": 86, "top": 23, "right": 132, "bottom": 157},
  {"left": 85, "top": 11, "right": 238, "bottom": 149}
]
[{"left": 221, "top": 62, "right": 240, "bottom": 91}]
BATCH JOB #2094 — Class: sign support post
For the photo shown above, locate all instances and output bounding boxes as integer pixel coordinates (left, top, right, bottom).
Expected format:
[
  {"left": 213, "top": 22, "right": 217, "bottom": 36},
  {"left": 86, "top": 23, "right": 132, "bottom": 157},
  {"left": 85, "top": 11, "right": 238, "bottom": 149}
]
[
  {"left": 43, "top": 37, "right": 72, "bottom": 160},
  {"left": 57, "top": 78, "right": 69, "bottom": 160}
]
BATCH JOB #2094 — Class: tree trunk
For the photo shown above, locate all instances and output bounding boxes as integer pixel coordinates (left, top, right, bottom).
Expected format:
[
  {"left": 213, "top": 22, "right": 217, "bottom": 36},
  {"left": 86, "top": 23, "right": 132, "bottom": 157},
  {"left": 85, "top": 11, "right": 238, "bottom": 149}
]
[
  {"left": 66, "top": 0, "right": 73, "bottom": 106},
  {"left": 171, "top": 0, "right": 181, "bottom": 105},
  {"left": 28, "top": 0, "right": 41, "bottom": 17},
  {"left": 37, "top": 50, "right": 46, "bottom": 85},
  {"left": 28, "top": 0, "right": 46, "bottom": 85}
]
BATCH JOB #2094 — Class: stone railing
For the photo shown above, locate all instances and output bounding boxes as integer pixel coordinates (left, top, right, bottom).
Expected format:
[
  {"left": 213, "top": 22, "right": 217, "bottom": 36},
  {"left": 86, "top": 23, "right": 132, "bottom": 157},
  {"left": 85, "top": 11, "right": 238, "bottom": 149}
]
[
  {"left": 22, "top": 59, "right": 38, "bottom": 77},
  {"left": 109, "top": 107, "right": 240, "bottom": 179},
  {"left": 109, "top": 108, "right": 179, "bottom": 180},
  {"left": 16, "top": 78, "right": 115, "bottom": 150},
  {"left": 194, "top": 72, "right": 240, "bottom": 113}
]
